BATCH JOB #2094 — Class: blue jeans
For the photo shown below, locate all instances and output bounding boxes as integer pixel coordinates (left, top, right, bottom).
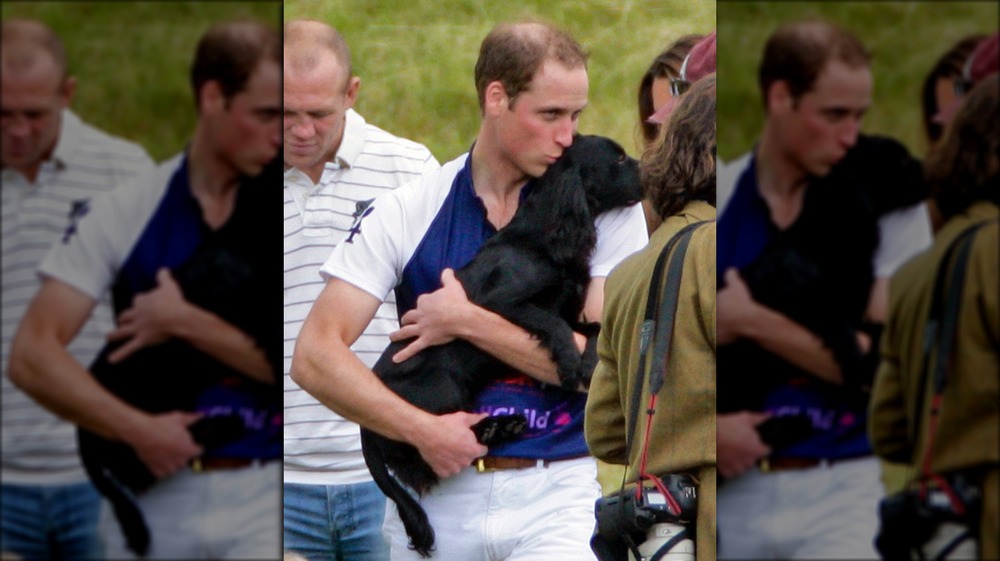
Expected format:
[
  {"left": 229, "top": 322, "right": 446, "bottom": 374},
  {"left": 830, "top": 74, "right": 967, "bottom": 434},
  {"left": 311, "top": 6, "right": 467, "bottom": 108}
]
[
  {"left": 1, "top": 481, "right": 103, "bottom": 561},
  {"left": 283, "top": 481, "right": 388, "bottom": 561}
]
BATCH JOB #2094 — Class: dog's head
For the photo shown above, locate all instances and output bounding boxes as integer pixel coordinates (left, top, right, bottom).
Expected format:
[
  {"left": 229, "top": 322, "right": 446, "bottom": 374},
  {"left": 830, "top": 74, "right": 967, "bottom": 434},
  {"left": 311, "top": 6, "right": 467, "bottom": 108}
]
[
  {"left": 517, "top": 135, "right": 641, "bottom": 266},
  {"left": 557, "top": 134, "right": 642, "bottom": 215}
]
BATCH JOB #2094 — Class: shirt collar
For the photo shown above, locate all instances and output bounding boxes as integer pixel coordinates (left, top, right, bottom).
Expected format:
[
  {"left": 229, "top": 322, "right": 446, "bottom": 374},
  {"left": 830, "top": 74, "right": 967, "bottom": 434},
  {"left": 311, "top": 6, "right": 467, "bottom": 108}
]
[
  {"left": 50, "top": 108, "right": 84, "bottom": 169},
  {"left": 334, "top": 108, "right": 367, "bottom": 170}
]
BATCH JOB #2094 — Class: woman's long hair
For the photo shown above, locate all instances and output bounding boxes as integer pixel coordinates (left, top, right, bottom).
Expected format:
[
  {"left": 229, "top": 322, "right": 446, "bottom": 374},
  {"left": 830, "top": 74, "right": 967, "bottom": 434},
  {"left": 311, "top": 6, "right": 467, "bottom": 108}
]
[
  {"left": 925, "top": 74, "right": 1000, "bottom": 221},
  {"left": 641, "top": 73, "right": 716, "bottom": 220}
]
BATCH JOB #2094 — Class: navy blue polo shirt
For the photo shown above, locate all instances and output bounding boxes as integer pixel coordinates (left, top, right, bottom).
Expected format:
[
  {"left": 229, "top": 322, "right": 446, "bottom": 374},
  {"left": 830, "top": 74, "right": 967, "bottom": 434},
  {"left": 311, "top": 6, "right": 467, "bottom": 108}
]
[{"left": 719, "top": 154, "right": 870, "bottom": 460}]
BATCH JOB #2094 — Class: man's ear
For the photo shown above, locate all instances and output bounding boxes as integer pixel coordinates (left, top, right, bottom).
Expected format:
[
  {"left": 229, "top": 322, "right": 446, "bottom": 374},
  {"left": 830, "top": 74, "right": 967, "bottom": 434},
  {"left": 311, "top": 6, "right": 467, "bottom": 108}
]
[
  {"left": 345, "top": 76, "right": 361, "bottom": 110},
  {"left": 767, "top": 80, "right": 794, "bottom": 114},
  {"left": 60, "top": 75, "right": 77, "bottom": 107},
  {"left": 484, "top": 81, "right": 508, "bottom": 115},
  {"left": 200, "top": 80, "right": 226, "bottom": 114}
]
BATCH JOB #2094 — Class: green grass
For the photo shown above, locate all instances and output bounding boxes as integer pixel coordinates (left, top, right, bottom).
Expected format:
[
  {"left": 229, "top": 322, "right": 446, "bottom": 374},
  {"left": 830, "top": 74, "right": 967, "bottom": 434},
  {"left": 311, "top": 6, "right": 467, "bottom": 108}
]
[
  {"left": 717, "top": 1, "right": 998, "bottom": 162},
  {"left": 284, "top": 0, "right": 717, "bottom": 162},
  {"left": 2, "top": 1, "right": 281, "bottom": 162}
]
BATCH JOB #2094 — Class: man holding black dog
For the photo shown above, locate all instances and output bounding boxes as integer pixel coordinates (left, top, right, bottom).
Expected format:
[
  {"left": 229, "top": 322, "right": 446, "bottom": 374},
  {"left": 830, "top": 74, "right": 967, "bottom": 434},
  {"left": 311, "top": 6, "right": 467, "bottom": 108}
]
[
  {"left": 9, "top": 20, "right": 282, "bottom": 559},
  {"left": 293, "top": 19, "right": 646, "bottom": 561},
  {"left": 715, "top": 20, "right": 932, "bottom": 558}
]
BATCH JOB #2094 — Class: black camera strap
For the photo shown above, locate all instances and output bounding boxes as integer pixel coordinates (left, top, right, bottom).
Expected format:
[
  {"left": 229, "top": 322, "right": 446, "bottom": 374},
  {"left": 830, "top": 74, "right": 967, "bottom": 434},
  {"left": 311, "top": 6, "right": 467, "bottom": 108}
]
[
  {"left": 620, "top": 220, "right": 712, "bottom": 517},
  {"left": 625, "top": 220, "right": 712, "bottom": 457},
  {"left": 909, "top": 218, "right": 996, "bottom": 514}
]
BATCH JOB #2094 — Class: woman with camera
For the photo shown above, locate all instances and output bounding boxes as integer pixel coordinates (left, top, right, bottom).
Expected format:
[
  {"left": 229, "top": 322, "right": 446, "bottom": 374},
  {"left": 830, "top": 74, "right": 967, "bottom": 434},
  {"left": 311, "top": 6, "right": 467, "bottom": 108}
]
[
  {"left": 585, "top": 72, "right": 717, "bottom": 561},
  {"left": 869, "top": 66, "right": 999, "bottom": 561}
]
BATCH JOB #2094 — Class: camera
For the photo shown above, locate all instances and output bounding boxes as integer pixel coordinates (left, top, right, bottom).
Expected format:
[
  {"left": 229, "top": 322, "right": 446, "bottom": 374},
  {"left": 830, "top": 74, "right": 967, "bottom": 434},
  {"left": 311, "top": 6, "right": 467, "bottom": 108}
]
[
  {"left": 595, "top": 474, "right": 697, "bottom": 541},
  {"left": 876, "top": 474, "right": 981, "bottom": 560}
]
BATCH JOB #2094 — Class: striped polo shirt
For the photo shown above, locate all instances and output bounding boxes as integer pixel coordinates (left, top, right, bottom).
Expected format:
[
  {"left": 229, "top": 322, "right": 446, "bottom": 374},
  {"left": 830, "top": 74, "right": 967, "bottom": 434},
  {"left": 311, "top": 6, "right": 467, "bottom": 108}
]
[
  {"left": 283, "top": 109, "right": 439, "bottom": 485},
  {"left": 2, "top": 109, "right": 153, "bottom": 484}
]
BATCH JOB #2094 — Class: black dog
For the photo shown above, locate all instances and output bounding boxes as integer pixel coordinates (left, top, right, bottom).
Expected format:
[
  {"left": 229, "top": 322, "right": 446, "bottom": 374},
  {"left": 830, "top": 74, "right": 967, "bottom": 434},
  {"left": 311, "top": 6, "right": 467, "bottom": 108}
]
[
  {"left": 718, "top": 134, "right": 928, "bottom": 416},
  {"left": 362, "top": 135, "right": 642, "bottom": 557}
]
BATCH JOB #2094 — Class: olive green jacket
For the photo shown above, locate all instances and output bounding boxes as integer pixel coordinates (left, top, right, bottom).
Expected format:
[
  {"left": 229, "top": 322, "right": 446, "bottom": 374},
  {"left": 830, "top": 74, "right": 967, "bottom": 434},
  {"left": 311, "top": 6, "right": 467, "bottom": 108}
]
[
  {"left": 585, "top": 201, "right": 716, "bottom": 559},
  {"left": 869, "top": 201, "right": 999, "bottom": 558}
]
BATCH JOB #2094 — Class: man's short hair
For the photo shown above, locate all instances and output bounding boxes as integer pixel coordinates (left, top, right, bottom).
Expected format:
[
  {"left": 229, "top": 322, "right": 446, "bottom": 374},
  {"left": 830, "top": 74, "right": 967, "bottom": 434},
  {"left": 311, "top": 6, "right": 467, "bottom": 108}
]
[
  {"left": 284, "top": 19, "right": 352, "bottom": 82},
  {"left": 1, "top": 18, "right": 69, "bottom": 83},
  {"left": 474, "top": 20, "right": 588, "bottom": 112},
  {"left": 758, "top": 20, "right": 870, "bottom": 108},
  {"left": 190, "top": 20, "right": 280, "bottom": 110}
]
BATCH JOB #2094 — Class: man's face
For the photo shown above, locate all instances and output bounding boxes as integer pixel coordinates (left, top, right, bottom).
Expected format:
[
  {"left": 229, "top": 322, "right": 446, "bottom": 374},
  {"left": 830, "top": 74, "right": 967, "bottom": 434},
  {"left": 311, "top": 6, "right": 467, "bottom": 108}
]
[
  {"left": 774, "top": 60, "right": 872, "bottom": 178},
  {"left": 490, "top": 58, "right": 589, "bottom": 178},
  {"left": 1, "top": 55, "right": 72, "bottom": 176},
  {"left": 211, "top": 59, "right": 282, "bottom": 177},
  {"left": 283, "top": 53, "right": 357, "bottom": 177}
]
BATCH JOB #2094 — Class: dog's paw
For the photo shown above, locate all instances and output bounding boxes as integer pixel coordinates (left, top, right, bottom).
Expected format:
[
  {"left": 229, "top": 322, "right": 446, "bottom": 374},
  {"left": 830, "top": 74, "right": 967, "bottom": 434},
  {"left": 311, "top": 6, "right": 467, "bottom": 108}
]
[{"left": 472, "top": 414, "right": 528, "bottom": 445}]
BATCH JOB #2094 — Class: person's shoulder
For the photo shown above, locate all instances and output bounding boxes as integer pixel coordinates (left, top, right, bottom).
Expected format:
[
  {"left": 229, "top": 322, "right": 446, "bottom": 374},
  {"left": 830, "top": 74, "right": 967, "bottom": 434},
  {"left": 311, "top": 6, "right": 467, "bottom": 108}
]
[
  {"left": 717, "top": 152, "right": 752, "bottom": 211},
  {"left": 350, "top": 109, "right": 439, "bottom": 168},
  {"left": 66, "top": 110, "right": 153, "bottom": 164}
]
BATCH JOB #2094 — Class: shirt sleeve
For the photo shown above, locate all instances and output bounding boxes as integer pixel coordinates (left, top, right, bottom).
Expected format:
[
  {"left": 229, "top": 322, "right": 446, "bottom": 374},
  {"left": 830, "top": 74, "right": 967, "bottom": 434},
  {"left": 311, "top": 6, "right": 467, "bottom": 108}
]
[
  {"left": 320, "top": 187, "right": 406, "bottom": 302},
  {"left": 591, "top": 203, "right": 649, "bottom": 278},
  {"left": 874, "top": 203, "right": 933, "bottom": 278},
  {"left": 38, "top": 166, "right": 163, "bottom": 301}
]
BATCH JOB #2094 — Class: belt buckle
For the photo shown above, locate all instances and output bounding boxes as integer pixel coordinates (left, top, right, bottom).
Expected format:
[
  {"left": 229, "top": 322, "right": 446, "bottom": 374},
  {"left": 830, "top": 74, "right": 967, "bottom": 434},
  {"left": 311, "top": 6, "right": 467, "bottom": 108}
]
[
  {"left": 190, "top": 457, "right": 204, "bottom": 473},
  {"left": 475, "top": 457, "right": 495, "bottom": 473},
  {"left": 758, "top": 457, "right": 772, "bottom": 474}
]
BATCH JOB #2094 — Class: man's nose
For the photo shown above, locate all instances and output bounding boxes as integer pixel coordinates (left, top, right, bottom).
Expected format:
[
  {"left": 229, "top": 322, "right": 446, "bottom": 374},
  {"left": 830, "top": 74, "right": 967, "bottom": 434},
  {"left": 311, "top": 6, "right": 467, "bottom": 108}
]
[
  {"left": 3, "top": 117, "right": 32, "bottom": 138},
  {"left": 840, "top": 118, "right": 861, "bottom": 149},
  {"left": 285, "top": 117, "right": 314, "bottom": 140},
  {"left": 554, "top": 118, "right": 575, "bottom": 148}
]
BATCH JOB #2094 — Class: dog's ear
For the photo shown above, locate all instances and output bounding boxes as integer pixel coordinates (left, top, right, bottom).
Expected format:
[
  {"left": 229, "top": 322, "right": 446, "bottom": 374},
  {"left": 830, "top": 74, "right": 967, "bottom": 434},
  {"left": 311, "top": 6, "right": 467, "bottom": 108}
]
[{"left": 541, "top": 163, "right": 595, "bottom": 266}]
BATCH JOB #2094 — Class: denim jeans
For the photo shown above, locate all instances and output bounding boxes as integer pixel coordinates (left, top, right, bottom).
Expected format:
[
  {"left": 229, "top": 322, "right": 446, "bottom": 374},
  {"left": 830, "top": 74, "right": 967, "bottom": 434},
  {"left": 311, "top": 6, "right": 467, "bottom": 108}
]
[
  {"left": 283, "top": 481, "right": 388, "bottom": 561},
  {"left": 1, "top": 481, "right": 103, "bottom": 561}
]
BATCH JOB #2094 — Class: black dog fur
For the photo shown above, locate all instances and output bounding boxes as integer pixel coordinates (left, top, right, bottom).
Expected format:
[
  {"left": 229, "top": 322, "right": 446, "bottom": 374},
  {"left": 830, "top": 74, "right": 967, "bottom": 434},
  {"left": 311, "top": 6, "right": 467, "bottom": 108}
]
[
  {"left": 718, "top": 134, "right": 929, "bottom": 415},
  {"left": 362, "top": 135, "right": 642, "bottom": 557}
]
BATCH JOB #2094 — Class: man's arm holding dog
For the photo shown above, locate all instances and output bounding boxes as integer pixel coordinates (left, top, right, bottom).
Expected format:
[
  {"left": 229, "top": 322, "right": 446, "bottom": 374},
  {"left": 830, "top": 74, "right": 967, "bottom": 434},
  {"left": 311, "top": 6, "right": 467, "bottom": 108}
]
[
  {"left": 389, "top": 268, "right": 596, "bottom": 388},
  {"left": 292, "top": 277, "right": 489, "bottom": 478},
  {"left": 8, "top": 278, "right": 204, "bottom": 478}
]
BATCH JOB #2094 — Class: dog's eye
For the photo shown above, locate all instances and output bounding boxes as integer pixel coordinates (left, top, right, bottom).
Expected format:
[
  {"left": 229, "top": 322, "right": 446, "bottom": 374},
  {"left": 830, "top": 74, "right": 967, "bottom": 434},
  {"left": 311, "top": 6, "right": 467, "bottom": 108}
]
[{"left": 617, "top": 153, "right": 628, "bottom": 163}]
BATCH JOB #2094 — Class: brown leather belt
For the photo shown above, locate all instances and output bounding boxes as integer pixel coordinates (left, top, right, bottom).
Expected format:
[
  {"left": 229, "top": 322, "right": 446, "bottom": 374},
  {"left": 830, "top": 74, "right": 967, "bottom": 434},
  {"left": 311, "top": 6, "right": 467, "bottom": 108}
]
[
  {"left": 757, "top": 455, "right": 864, "bottom": 474},
  {"left": 190, "top": 457, "right": 275, "bottom": 473},
  {"left": 473, "top": 456, "right": 549, "bottom": 473}
]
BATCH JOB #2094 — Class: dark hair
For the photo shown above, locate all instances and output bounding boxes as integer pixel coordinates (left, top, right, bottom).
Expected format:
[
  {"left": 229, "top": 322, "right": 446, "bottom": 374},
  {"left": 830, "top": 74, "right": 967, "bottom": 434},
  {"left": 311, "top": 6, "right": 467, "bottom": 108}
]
[
  {"left": 641, "top": 74, "right": 716, "bottom": 219},
  {"left": 1, "top": 18, "right": 69, "bottom": 83},
  {"left": 920, "top": 34, "right": 985, "bottom": 145},
  {"left": 638, "top": 34, "right": 704, "bottom": 145},
  {"left": 758, "top": 20, "right": 870, "bottom": 109},
  {"left": 190, "top": 20, "right": 280, "bottom": 110},
  {"left": 284, "top": 19, "right": 353, "bottom": 84},
  {"left": 474, "top": 20, "right": 588, "bottom": 112},
  {"left": 925, "top": 74, "right": 1000, "bottom": 221}
]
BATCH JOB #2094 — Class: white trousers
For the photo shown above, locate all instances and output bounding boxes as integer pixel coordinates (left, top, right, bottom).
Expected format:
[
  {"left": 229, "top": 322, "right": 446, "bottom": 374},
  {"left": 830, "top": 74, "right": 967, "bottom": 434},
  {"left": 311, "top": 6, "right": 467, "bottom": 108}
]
[
  {"left": 383, "top": 456, "right": 601, "bottom": 561},
  {"left": 717, "top": 455, "right": 882, "bottom": 559},
  {"left": 99, "top": 462, "right": 281, "bottom": 559}
]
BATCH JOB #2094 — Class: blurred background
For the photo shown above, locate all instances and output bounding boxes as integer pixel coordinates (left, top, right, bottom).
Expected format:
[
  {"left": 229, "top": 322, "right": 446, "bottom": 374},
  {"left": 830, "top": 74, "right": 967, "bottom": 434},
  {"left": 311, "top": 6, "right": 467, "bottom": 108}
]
[
  {"left": 284, "top": 0, "right": 717, "bottom": 162},
  {"left": 1, "top": 1, "right": 281, "bottom": 163},
  {"left": 717, "top": 1, "right": 999, "bottom": 162}
]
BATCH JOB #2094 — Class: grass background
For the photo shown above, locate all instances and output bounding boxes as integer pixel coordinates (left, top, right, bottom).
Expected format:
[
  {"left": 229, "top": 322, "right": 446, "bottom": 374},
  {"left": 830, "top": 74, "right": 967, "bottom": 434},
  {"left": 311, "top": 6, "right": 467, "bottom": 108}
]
[
  {"left": 1, "top": 1, "right": 281, "bottom": 162},
  {"left": 284, "top": 0, "right": 717, "bottom": 162},
  {"left": 717, "top": 1, "right": 998, "bottom": 162}
]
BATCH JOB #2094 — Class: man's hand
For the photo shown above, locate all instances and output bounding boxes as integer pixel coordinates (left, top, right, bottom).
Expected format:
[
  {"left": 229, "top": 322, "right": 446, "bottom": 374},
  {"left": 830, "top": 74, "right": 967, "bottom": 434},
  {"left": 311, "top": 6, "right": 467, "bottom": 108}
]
[
  {"left": 718, "top": 411, "right": 771, "bottom": 479},
  {"left": 414, "top": 411, "right": 489, "bottom": 478},
  {"left": 390, "top": 269, "right": 471, "bottom": 363},
  {"left": 126, "top": 411, "right": 204, "bottom": 478},
  {"left": 717, "top": 268, "right": 758, "bottom": 345},
  {"left": 107, "top": 268, "right": 190, "bottom": 363}
]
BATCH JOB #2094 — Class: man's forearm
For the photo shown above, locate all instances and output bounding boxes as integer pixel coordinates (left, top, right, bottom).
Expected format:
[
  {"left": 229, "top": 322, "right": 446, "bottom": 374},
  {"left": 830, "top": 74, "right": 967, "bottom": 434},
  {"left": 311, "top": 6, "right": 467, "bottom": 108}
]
[
  {"left": 455, "top": 304, "right": 568, "bottom": 386},
  {"left": 173, "top": 305, "right": 273, "bottom": 384},
  {"left": 9, "top": 335, "right": 147, "bottom": 442},
  {"left": 742, "top": 305, "right": 843, "bottom": 384}
]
